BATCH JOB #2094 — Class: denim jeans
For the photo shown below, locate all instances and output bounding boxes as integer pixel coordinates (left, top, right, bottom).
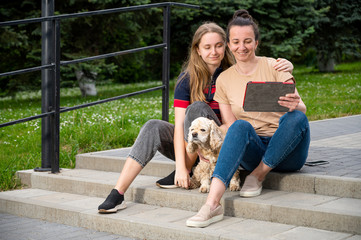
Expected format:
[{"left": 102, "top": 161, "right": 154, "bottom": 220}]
[
  {"left": 128, "top": 101, "right": 221, "bottom": 167},
  {"left": 212, "top": 110, "right": 310, "bottom": 187}
]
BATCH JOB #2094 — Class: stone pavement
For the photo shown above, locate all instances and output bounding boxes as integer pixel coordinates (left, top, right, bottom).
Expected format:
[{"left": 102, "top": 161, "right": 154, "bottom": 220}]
[
  {"left": 0, "top": 213, "right": 137, "bottom": 240},
  {"left": 0, "top": 114, "right": 360, "bottom": 240},
  {"left": 304, "top": 115, "right": 361, "bottom": 178}
]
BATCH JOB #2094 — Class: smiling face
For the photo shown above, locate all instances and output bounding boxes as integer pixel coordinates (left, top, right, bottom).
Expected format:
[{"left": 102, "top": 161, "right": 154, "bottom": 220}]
[
  {"left": 197, "top": 32, "right": 226, "bottom": 72},
  {"left": 227, "top": 25, "right": 258, "bottom": 63}
]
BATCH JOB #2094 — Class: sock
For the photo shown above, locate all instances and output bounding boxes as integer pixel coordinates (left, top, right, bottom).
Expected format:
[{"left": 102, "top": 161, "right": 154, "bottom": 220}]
[{"left": 117, "top": 189, "right": 124, "bottom": 195}]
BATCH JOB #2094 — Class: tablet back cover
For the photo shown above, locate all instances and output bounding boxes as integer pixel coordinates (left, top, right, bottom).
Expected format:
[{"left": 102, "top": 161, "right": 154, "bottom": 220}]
[{"left": 243, "top": 82, "right": 295, "bottom": 112}]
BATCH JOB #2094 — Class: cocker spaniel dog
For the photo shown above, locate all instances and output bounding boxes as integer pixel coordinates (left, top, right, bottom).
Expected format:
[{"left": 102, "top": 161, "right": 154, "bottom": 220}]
[{"left": 186, "top": 117, "right": 240, "bottom": 193}]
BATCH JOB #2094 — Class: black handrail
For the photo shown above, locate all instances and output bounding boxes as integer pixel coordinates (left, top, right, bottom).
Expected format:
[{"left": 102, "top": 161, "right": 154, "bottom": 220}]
[
  {"left": 0, "top": 2, "right": 199, "bottom": 173},
  {"left": 0, "top": 3, "right": 198, "bottom": 27}
]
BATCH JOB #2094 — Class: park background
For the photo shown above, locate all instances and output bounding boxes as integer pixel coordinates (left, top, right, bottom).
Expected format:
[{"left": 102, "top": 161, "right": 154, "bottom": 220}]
[{"left": 0, "top": 0, "right": 360, "bottom": 190}]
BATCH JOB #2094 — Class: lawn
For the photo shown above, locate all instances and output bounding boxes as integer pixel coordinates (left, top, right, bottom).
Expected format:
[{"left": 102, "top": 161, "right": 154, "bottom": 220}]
[
  {"left": 1, "top": 61, "right": 360, "bottom": 191},
  {"left": 294, "top": 61, "right": 361, "bottom": 120}
]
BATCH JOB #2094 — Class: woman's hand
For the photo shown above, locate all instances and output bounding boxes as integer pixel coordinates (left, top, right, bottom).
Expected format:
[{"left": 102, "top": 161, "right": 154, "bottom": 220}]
[
  {"left": 175, "top": 167, "right": 190, "bottom": 189},
  {"left": 278, "top": 93, "right": 301, "bottom": 112},
  {"left": 278, "top": 88, "right": 307, "bottom": 113},
  {"left": 274, "top": 58, "right": 294, "bottom": 73}
]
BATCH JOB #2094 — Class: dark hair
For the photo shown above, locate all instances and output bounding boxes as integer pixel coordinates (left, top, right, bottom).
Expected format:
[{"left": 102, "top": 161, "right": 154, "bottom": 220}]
[{"left": 226, "top": 9, "right": 260, "bottom": 42}]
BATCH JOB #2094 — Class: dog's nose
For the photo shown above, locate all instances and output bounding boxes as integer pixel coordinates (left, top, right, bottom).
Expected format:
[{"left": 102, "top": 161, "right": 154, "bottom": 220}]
[{"left": 192, "top": 132, "right": 198, "bottom": 138}]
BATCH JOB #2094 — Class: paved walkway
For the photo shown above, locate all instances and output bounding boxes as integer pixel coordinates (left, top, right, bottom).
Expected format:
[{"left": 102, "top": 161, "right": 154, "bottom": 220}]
[
  {"left": 0, "top": 213, "right": 136, "bottom": 240},
  {"left": 304, "top": 115, "right": 361, "bottom": 178},
  {"left": 1, "top": 115, "right": 360, "bottom": 240}
]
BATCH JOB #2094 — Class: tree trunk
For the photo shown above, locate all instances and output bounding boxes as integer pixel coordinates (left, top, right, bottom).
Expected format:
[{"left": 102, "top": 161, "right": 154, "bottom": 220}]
[
  {"left": 317, "top": 53, "right": 335, "bottom": 72},
  {"left": 75, "top": 70, "right": 98, "bottom": 97}
]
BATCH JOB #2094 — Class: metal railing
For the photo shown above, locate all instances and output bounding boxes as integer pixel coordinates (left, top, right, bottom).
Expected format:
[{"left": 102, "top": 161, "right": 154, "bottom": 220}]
[{"left": 0, "top": 2, "right": 199, "bottom": 173}]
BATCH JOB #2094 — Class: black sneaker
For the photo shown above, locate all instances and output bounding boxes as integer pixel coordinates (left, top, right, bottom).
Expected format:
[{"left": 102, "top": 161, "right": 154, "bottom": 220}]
[
  {"left": 156, "top": 170, "right": 178, "bottom": 189},
  {"left": 98, "top": 189, "right": 126, "bottom": 213}
]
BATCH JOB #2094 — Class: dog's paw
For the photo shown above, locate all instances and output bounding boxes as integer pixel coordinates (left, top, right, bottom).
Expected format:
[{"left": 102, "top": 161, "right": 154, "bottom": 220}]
[
  {"left": 229, "top": 182, "right": 240, "bottom": 191},
  {"left": 189, "top": 177, "right": 200, "bottom": 189},
  {"left": 229, "top": 170, "right": 241, "bottom": 191},
  {"left": 199, "top": 184, "right": 210, "bottom": 193}
]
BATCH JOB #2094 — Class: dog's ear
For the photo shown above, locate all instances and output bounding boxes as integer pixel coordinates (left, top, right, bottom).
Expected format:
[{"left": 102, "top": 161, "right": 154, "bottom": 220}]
[
  {"left": 186, "top": 128, "right": 198, "bottom": 153},
  {"left": 209, "top": 121, "right": 223, "bottom": 151}
]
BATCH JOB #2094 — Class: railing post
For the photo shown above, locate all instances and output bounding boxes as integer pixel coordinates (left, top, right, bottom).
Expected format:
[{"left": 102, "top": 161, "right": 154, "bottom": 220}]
[
  {"left": 162, "top": 5, "right": 170, "bottom": 122},
  {"left": 36, "top": 0, "right": 55, "bottom": 172},
  {"left": 51, "top": 19, "right": 61, "bottom": 173}
]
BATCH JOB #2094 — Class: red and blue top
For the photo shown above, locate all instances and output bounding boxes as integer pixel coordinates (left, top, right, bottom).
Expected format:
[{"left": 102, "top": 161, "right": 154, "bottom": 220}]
[{"left": 173, "top": 67, "right": 223, "bottom": 122}]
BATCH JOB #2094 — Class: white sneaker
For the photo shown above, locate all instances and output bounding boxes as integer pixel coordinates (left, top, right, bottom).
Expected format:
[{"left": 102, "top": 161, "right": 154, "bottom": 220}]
[
  {"left": 239, "top": 175, "right": 263, "bottom": 197},
  {"left": 186, "top": 204, "right": 223, "bottom": 228}
]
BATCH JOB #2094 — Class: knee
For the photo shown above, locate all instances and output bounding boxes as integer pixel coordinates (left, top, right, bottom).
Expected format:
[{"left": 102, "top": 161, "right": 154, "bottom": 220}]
[
  {"left": 141, "top": 119, "right": 164, "bottom": 133},
  {"left": 228, "top": 120, "right": 253, "bottom": 134},
  {"left": 186, "top": 101, "right": 208, "bottom": 115},
  {"left": 280, "top": 111, "right": 309, "bottom": 129},
  {"left": 184, "top": 101, "right": 210, "bottom": 131}
]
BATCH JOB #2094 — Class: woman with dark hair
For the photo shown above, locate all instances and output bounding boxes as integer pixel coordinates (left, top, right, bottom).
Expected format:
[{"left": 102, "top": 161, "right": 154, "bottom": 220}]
[{"left": 186, "top": 10, "right": 310, "bottom": 228}]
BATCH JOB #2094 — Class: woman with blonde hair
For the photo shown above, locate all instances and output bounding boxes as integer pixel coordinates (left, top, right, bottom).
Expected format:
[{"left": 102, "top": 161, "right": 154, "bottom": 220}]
[{"left": 98, "top": 22, "right": 293, "bottom": 213}]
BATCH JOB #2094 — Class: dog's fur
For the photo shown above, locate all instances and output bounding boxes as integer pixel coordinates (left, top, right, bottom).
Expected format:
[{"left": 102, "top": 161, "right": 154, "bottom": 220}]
[{"left": 186, "top": 117, "right": 240, "bottom": 193}]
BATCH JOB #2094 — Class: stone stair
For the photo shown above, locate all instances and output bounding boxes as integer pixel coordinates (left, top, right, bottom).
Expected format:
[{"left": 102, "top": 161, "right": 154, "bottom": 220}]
[{"left": 1, "top": 147, "right": 361, "bottom": 240}]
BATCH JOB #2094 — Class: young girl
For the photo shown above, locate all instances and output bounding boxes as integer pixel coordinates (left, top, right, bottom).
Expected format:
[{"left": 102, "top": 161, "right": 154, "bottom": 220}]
[{"left": 98, "top": 22, "right": 293, "bottom": 213}]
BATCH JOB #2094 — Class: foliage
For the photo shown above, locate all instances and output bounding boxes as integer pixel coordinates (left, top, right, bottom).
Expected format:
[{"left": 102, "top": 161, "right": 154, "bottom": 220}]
[
  {"left": 0, "top": 1, "right": 42, "bottom": 97},
  {"left": 168, "top": 0, "right": 361, "bottom": 72},
  {"left": 0, "top": 0, "right": 164, "bottom": 96},
  {"left": 169, "top": 0, "right": 319, "bottom": 67},
  {"left": 58, "top": 0, "right": 164, "bottom": 84},
  {"left": 309, "top": 0, "right": 361, "bottom": 71}
]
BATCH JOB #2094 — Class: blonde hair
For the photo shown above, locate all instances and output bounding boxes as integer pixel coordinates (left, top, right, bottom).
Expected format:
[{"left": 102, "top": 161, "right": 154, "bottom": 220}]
[{"left": 179, "top": 22, "right": 234, "bottom": 103}]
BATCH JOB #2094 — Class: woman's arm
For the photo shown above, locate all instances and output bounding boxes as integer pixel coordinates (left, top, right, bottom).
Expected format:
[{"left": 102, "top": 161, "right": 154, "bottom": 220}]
[
  {"left": 173, "top": 107, "right": 194, "bottom": 189},
  {"left": 219, "top": 103, "right": 237, "bottom": 133}
]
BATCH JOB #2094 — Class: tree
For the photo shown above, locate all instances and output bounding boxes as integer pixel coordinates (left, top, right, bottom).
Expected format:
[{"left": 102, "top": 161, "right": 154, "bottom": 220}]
[
  {"left": 169, "top": 0, "right": 319, "bottom": 70},
  {"left": 0, "top": 0, "right": 165, "bottom": 96},
  {"left": 311, "top": 0, "right": 361, "bottom": 72},
  {"left": 0, "top": 1, "right": 42, "bottom": 97},
  {"left": 57, "top": 0, "right": 164, "bottom": 84}
]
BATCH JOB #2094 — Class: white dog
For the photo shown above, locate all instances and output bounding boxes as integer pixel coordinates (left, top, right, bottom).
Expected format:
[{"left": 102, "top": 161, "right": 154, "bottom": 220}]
[{"left": 186, "top": 117, "right": 240, "bottom": 193}]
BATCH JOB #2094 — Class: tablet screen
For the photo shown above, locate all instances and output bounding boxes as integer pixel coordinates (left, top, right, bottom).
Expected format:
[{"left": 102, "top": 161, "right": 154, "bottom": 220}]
[{"left": 243, "top": 81, "right": 295, "bottom": 112}]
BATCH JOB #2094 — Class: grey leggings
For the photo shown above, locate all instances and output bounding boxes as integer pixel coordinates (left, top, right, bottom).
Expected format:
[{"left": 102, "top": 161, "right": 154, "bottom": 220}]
[{"left": 128, "top": 101, "right": 221, "bottom": 167}]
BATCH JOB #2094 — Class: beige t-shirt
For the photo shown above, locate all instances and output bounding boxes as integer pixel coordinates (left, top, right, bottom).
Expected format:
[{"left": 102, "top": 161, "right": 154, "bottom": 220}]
[{"left": 214, "top": 57, "right": 294, "bottom": 137}]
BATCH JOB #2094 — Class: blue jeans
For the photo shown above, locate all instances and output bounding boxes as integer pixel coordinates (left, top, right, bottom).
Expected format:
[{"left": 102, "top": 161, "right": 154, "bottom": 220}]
[{"left": 212, "top": 110, "right": 310, "bottom": 187}]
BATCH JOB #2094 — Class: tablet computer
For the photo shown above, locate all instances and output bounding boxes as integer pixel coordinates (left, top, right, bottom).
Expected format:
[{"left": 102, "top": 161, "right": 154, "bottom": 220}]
[{"left": 243, "top": 81, "right": 295, "bottom": 112}]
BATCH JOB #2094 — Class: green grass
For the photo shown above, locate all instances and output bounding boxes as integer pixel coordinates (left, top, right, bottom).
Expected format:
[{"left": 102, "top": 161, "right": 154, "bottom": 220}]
[
  {"left": 1, "top": 61, "right": 361, "bottom": 191},
  {"left": 293, "top": 61, "right": 361, "bottom": 120},
  {"left": 0, "top": 81, "right": 175, "bottom": 191}
]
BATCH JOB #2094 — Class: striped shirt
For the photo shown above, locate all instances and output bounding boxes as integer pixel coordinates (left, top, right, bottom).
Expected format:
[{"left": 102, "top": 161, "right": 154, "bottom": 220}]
[{"left": 173, "top": 67, "right": 223, "bottom": 122}]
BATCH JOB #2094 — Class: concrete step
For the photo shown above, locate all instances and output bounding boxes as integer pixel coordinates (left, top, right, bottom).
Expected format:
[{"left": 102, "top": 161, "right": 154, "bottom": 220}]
[
  {"left": 76, "top": 148, "right": 175, "bottom": 178},
  {"left": 76, "top": 149, "right": 361, "bottom": 199},
  {"left": 16, "top": 168, "right": 361, "bottom": 234},
  {"left": 0, "top": 188, "right": 359, "bottom": 240}
]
